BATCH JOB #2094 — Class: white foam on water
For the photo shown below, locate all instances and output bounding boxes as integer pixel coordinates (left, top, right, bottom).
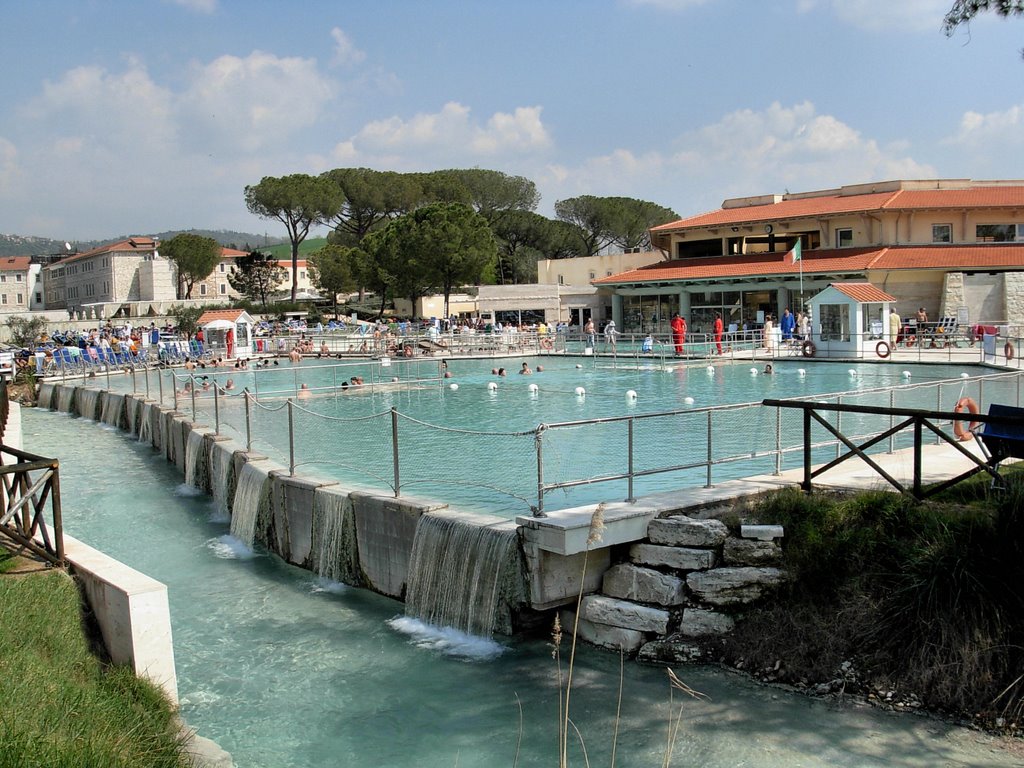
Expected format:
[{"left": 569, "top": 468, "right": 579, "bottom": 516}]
[
  {"left": 308, "top": 577, "right": 348, "bottom": 595},
  {"left": 386, "top": 616, "right": 507, "bottom": 661},
  {"left": 207, "top": 534, "right": 258, "bottom": 560},
  {"left": 174, "top": 482, "right": 206, "bottom": 498},
  {"left": 207, "top": 502, "right": 230, "bottom": 524}
]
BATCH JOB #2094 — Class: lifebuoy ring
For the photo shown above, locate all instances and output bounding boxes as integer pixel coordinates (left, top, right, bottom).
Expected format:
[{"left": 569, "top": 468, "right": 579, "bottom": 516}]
[
  {"left": 540, "top": 337, "right": 553, "bottom": 351},
  {"left": 801, "top": 340, "right": 816, "bottom": 358},
  {"left": 875, "top": 341, "right": 891, "bottom": 359},
  {"left": 953, "top": 396, "right": 981, "bottom": 441},
  {"left": 403, "top": 345, "right": 413, "bottom": 358},
  {"left": 1005, "top": 341, "right": 1015, "bottom": 361}
]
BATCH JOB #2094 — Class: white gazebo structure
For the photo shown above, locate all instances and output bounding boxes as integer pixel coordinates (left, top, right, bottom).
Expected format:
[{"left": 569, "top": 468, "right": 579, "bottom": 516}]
[
  {"left": 198, "top": 309, "right": 255, "bottom": 360},
  {"left": 806, "top": 282, "right": 897, "bottom": 359}
]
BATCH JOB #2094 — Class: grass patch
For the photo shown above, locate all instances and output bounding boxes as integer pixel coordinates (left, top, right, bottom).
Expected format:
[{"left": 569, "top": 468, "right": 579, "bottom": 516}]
[
  {"left": 717, "top": 469, "right": 1024, "bottom": 725},
  {"left": 0, "top": 565, "right": 187, "bottom": 767}
]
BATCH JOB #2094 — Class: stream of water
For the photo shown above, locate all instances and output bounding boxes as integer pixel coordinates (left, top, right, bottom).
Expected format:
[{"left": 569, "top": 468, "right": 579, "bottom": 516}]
[{"left": 20, "top": 408, "right": 1018, "bottom": 768}]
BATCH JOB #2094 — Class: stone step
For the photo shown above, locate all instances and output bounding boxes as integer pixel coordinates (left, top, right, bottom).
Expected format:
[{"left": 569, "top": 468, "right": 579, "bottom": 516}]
[
  {"left": 629, "top": 542, "right": 716, "bottom": 571},
  {"left": 601, "top": 563, "right": 686, "bottom": 606},
  {"left": 580, "top": 594, "right": 670, "bottom": 634},
  {"left": 648, "top": 517, "right": 728, "bottom": 547},
  {"left": 559, "top": 610, "right": 646, "bottom": 653},
  {"left": 686, "top": 566, "right": 787, "bottom": 606},
  {"left": 722, "top": 538, "right": 782, "bottom": 566}
]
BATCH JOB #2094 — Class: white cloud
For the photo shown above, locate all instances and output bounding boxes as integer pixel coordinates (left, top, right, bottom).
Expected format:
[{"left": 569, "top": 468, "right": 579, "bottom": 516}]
[
  {"left": 0, "top": 137, "right": 20, "bottom": 197},
  {"left": 167, "top": 0, "right": 217, "bottom": 13},
  {"left": 798, "top": 0, "right": 949, "bottom": 33},
  {"left": 330, "top": 27, "right": 366, "bottom": 67},
  {"left": 180, "top": 51, "right": 336, "bottom": 153},
  {"left": 947, "top": 105, "right": 1023, "bottom": 148},
  {"left": 334, "top": 102, "right": 551, "bottom": 165},
  {"left": 538, "top": 101, "right": 935, "bottom": 213}
]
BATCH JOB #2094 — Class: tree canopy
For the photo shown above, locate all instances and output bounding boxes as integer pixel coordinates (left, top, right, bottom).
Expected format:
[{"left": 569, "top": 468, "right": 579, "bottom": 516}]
[
  {"left": 308, "top": 243, "right": 360, "bottom": 317},
  {"left": 244, "top": 174, "right": 343, "bottom": 302},
  {"left": 361, "top": 203, "right": 496, "bottom": 318},
  {"left": 554, "top": 195, "right": 677, "bottom": 256},
  {"left": 321, "top": 167, "right": 421, "bottom": 245},
  {"left": 227, "top": 250, "right": 287, "bottom": 309},
  {"left": 944, "top": 1, "right": 1024, "bottom": 56},
  {"left": 161, "top": 232, "right": 221, "bottom": 299}
]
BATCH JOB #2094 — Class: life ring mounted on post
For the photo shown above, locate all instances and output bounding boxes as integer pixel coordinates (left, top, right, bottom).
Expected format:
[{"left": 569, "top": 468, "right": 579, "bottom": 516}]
[
  {"left": 875, "top": 341, "right": 891, "bottom": 359},
  {"left": 540, "top": 337, "right": 553, "bottom": 351},
  {"left": 953, "top": 396, "right": 981, "bottom": 441},
  {"left": 1005, "top": 341, "right": 1015, "bottom": 361},
  {"left": 801, "top": 340, "right": 816, "bottom": 358}
]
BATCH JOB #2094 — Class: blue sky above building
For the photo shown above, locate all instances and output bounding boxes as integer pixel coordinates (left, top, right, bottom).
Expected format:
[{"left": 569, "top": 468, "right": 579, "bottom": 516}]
[{"left": 0, "top": 0, "right": 1020, "bottom": 239}]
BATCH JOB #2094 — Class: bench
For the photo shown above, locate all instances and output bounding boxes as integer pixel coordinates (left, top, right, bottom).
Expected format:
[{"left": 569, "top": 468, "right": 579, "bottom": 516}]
[{"left": 973, "top": 403, "right": 1024, "bottom": 483}]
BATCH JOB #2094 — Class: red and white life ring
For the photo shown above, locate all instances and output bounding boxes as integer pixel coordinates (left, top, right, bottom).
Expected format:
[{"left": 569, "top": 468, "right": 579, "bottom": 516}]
[
  {"left": 540, "top": 337, "right": 553, "bottom": 351},
  {"left": 953, "top": 396, "right": 981, "bottom": 441},
  {"left": 875, "top": 341, "right": 891, "bottom": 359},
  {"left": 1005, "top": 341, "right": 1015, "bottom": 361}
]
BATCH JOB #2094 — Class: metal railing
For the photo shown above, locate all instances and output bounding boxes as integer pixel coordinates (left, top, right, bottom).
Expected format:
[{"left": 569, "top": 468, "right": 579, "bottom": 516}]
[
  {"left": 99, "top": 356, "right": 1022, "bottom": 517},
  {"left": 762, "top": 399, "right": 1023, "bottom": 499}
]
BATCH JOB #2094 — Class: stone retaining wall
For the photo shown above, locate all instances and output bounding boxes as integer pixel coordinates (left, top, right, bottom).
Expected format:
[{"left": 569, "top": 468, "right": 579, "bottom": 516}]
[{"left": 562, "top": 517, "right": 787, "bottom": 655}]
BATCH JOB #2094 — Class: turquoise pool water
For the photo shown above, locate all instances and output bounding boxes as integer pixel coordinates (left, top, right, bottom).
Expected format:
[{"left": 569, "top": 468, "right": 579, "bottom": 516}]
[
  {"left": 91, "top": 357, "right": 1008, "bottom": 516},
  {"left": 21, "top": 409, "right": 1019, "bottom": 768}
]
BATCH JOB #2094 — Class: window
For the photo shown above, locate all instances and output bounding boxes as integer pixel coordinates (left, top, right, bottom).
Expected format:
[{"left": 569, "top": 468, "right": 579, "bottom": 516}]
[
  {"left": 16, "top": 293, "right": 23, "bottom": 304},
  {"left": 976, "top": 224, "right": 1021, "bottom": 242},
  {"left": 220, "top": 283, "right": 227, "bottom": 295},
  {"left": 606, "top": 270, "right": 613, "bottom": 276},
  {"left": 300, "top": 270, "right": 306, "bottom": 279},
  {"left": 819, "top": 303, "right": 850, "bottom": 342},
  {"left": 219, "top": 263, "right": 225, "bottom": 272},
  {"left": 932, "top": 224, "right": 952, "bottom": 243},
  {"left": 15, "top": 273, "right": 22, "bottom": 281},
  {"left": 35, "top": 292, "right": 41, "bottom": 304},
  {"left": 0, "top": 275, "right": 6, "bottom": 283},
  {"left": 835, "top": 228, "right": 854, "bottom": 247},
  {"left": 588, "top": 271, "right": 596, "bottom": 280},
  {"left": 1, "top": 294, "right": 6, "bottom": 305},
  {"left": 200, "top": 283, "right": 207, "bottom": 296}
]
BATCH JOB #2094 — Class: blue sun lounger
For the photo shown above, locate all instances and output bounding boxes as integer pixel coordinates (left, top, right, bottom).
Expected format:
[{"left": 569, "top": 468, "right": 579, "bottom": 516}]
[{"left": 973, "top": 403, "right": 1024, "bottom": 483}]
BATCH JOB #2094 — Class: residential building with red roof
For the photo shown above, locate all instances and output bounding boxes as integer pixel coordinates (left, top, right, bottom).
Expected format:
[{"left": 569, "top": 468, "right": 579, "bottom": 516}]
[
  {"left": 0, "top": 256, "right": 33, "bottom": 313},
  {"left": 591, "top": 179, "right": 1024, "bottom": 337}
]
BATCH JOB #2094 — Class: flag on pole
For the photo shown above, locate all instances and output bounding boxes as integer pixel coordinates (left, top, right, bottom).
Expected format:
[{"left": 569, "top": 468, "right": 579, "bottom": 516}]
[{"left": 790, "top": 239, "right": 802, "bottom": 263}]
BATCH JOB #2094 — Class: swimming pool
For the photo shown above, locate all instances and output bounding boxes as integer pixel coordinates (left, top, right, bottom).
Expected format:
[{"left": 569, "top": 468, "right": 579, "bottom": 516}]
[
  {"left": 81, "top": 356, "right": 1017, "bottom": 517},
  {"left": 21, "top": 409, "right": 1020, "bottom": 768}
]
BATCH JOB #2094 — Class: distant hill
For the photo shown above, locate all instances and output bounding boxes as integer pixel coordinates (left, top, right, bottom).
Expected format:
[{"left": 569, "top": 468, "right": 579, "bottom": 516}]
[
  {"left": 262, "top": 237, "right": 328, "bottom": 259},
  {"left": 0, "top": 229, "right": 286, "bottom": 258}
]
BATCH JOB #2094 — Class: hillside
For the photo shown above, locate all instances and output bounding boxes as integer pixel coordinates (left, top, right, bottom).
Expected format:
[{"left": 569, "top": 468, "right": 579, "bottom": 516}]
[{"left": 0, "top": 229, "right": 286, "bottom": 258}]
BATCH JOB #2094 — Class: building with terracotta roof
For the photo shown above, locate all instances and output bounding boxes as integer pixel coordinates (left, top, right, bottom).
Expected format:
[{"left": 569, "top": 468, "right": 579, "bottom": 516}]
[
  {"left": 0, "top": 257, "right": 33, "bottom": 313},
  {"left": 593, "top": 179, "right": 1024, "bottom": 337}
]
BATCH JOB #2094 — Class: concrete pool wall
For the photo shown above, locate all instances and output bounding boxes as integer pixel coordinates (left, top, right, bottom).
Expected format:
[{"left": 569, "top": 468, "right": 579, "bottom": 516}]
[{"left": 38, "top": 379, "right": 789, "bottom": 643}]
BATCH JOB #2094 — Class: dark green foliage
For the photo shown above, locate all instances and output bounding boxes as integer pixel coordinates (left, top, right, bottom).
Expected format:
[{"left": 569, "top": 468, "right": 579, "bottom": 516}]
[
  {"left": 161, "top": 232, "right": 221, "bottom": 299},
  {"left": 227, "top": 250, "right": 287, "bottom": 309},
  {"left": 724, "top": 474, "right": 1024, "bottom": 721}
]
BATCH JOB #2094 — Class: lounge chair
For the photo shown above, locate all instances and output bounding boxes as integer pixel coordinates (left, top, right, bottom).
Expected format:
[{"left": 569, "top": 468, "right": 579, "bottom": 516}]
[{"left": 973, "top": 403, "right": 1024, "bottom": 486}]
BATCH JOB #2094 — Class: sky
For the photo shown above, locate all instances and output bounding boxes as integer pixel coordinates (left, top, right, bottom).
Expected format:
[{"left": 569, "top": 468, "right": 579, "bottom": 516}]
[{"left": 0, "top": 0, "right": 1022, "bottom": 242}]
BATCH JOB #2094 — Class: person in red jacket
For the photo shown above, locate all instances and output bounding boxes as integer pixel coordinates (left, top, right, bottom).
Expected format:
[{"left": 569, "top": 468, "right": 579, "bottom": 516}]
[
  {"left": 713, "top": 312, "right": 724, "bottom": 355},
  {"left": 670, "top": 313, "right": 687, "bottom": 354}
]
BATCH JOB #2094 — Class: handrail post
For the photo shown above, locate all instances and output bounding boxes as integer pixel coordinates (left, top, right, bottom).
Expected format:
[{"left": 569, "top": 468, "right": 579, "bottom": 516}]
[
  {"left": 190, "top": 375, "right": 197, "bottom": 422},
  {"left": 913, "top": 415, "right": 923, "bottom": 498},
  {"left": 213, "top": 382, "right": 220, "bottom": 435},
  {"left": 391, "top": 406, "right": 400, "bottom": 497},
  {"left": 802, "top": 407, "right": 812, "bottom": 492},
  {"left": 288, "top": 398, "right": 295, "bottom": 476},
  {"left": 244, "top": 389, "right": 253, "bottom": 452},
  {"left": 51, "top": 464, "right": 64, "bottom": 564},
  {"left": 773, "top": 405, "right": 782, "bottom": 475},
  {"left": 704, "top": 409, "right": 713, "bottom": 488},
  {"left": 936, "top": 385, "right": 943, "bottom": 445},
  {"left": 105, "top": 360, "right": 111, "bottom": 389},
  {"left": 888, "top": 389, "right": 895, "bottom": 453},
  {"left": 835, "top": 395, "right": 842, "bottom": 459},
  {"left": 131, "top": 366, "right": 137, "bottom": 394},
  {"left": 625, "top": 417, "right": 636, "bottom": 502},
  {"left": 534, "top": 425, "right": 546, "bottom": 517},
  {"left": 159, "top": 367, "right": 165, "bottom": 407},
  {"left": 144, "top": 365, "right": 150, "bottom": 399}
]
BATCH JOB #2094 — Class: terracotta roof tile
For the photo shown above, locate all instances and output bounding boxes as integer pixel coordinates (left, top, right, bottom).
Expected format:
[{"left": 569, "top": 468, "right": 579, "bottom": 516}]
[
  {"left": 0, "top": 256, "right": 32, "bottom": 271},
  {"left": 593, "top": 245, "right": 1024, "bottom": 284},
  {"left": 220, "top": 247, "right": 247, "bottom": 257},
  {"left": 60, "top": 237, "right": 158, "bottom": 264},
  {"left": 198, "top": 309, "right": 248, "bottom": 324},
  {"left": 652, "top": 184, "right": 1024, "bottom": 232},
  {"left": 829, "top": 282, "right": 896, "bottom": 303}
]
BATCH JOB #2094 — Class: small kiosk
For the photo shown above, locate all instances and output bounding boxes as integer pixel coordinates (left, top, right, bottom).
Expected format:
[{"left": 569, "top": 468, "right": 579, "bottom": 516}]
[
  {"left": 806, "top": 282, "right": 897, "bottom": 359},
  {"left": 198, "top": 309, "right": 255, "bottom": 360}
]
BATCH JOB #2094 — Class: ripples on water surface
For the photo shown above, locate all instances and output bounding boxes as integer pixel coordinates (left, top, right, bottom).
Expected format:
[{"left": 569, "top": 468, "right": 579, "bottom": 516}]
[{"left": 20, "top": 408, "right": 1019, "bottom": 768}]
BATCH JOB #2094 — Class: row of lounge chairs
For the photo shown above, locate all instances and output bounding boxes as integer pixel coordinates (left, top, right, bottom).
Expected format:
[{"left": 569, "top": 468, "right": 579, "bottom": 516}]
[{"left": 45, "top": 340, "right": 211, "bottom": 375}]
